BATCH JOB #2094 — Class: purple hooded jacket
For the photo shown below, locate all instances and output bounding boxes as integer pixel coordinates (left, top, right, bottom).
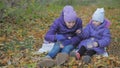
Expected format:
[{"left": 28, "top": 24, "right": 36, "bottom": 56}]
[
  {"left": 44, "top": 11, "right": 82, "bottom": 46},
  {"left": 78, "top": 19, "right": 111, "bottom": 54}
]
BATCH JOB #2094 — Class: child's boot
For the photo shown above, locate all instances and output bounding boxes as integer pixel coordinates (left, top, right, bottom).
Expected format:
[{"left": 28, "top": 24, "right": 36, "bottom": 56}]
[
  {"left": 37, "top": 56, "right": 56, "bottom": 67},
  {"left": 82, "top": 55, "right": 91, "bottom": 64},
  {"left": 56, "top": 53, "right": 69, "bottom": 65}
]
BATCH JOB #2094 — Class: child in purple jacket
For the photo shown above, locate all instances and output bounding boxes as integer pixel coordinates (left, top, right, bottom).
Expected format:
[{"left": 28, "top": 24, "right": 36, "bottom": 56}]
[
  {"left": 37, "top": 5, "right": 82, "bottom": 67},
  {"left": 75, "top": 8, "right": 111, "bottom": 64}
]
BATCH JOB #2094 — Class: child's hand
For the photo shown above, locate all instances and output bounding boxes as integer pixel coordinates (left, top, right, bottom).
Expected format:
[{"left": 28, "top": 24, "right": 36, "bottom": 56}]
[
  {"left": 87, "top": 44, "right": 93, "bottom": 49},
  {"left": 76, "top": 29, "right": 81, "bottom": 34},
  {"left": 62, "top": 40, "right": 71, "bottom": 46},
  {"left": 56, "top": 34, "right": 66, "bottom": 41},
  {"left": 93, "top": 42, "right": 98, "bottom": 47},
  {"left": 60, "top": 44, "right": 64, "bottom": 48}
]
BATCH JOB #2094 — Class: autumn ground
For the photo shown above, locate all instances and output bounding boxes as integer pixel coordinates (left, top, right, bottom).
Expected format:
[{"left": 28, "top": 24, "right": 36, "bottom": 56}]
[{"left": 0, "top": 2, "right": 120, "bottom": 68}]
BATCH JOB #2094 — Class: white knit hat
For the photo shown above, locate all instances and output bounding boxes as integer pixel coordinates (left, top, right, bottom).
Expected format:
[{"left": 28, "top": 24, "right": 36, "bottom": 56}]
[{"left": 92, "top": 8, "right": 105, "bottom": 23}]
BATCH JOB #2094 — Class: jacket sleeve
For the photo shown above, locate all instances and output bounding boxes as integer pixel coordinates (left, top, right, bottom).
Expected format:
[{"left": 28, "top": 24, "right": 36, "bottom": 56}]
[
  {"left": 70, "top": 18, "right": 82, "bottom": 46},
  {"left": 78, "top": 24, "right": 90, "bottom": 39},
  {"left": 44, "top": 19, "right": 59, "bottom": 42},
  {"left": 97, "top": 28, "right": 111, "bottom": 47},
  {"left": 70, "top": 35, "right": 81, "bottom": 46}
]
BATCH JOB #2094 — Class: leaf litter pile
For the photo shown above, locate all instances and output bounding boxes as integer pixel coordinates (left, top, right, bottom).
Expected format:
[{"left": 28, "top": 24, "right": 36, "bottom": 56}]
[{"left": 0, "top": 6, "right": 120, "bottom": 68}]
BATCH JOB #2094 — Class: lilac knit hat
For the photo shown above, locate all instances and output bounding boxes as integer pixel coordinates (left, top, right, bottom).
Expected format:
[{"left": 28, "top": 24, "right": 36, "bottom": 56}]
[{"left": 63, "top": 5, "right": 77, "bottom": 22}]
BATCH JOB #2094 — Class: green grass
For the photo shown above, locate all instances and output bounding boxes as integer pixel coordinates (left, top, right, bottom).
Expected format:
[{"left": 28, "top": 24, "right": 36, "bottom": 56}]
[{"left": 96, "top": 0, "right": 120, "bottom": 8}]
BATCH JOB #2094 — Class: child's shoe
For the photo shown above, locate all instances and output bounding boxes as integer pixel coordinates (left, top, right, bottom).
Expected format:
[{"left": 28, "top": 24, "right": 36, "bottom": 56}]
[
  {"left": 37, "top": 58, "right": 56, "bottom": 67},
  {"left": 82, "top": 55, "right": 91, "bottom": 64},
  {"left": 56, "top": 53, "right": 69, "bottom": 65}
]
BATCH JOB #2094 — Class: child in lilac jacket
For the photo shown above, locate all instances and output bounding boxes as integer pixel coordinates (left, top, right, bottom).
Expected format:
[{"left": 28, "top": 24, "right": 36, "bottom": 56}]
[
  {"left": 38, "top": 5, "right": 82, "bottom": 67},
  {"left": 75, "top": 8, "right": 111, "bottom": 64}
]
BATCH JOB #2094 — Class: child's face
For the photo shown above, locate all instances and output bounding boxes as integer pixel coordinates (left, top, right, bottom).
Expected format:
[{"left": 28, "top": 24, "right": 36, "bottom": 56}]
[
  {"left": 92, "top": 21, "right": 101, "bottom": 26},
  {"left": 65, "top": 21, "right": 75, "bottom": 28}
]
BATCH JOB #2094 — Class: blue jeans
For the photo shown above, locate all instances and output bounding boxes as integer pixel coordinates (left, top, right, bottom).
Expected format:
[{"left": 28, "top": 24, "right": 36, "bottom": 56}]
[{"left": 47, "top": 42, "right": 74, "bottom": 58}]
